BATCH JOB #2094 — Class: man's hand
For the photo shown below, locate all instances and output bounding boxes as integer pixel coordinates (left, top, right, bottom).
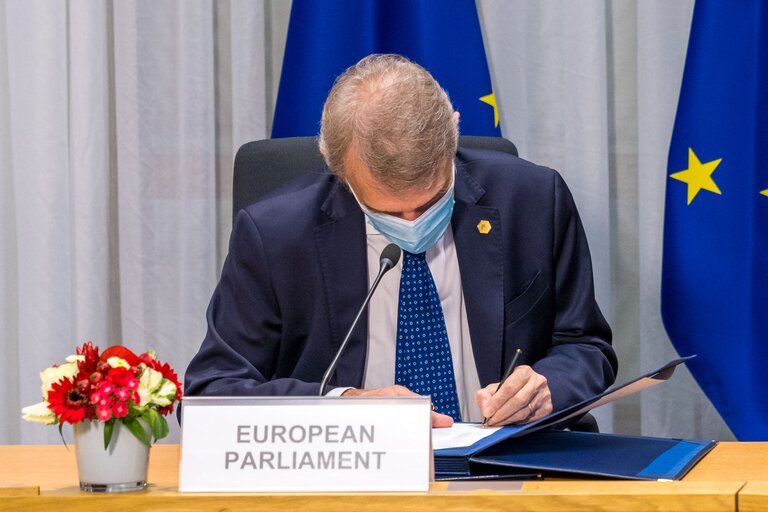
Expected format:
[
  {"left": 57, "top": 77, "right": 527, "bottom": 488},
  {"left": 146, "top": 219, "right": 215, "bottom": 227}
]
[
  {"left": 342, "top": 385, "right": 454, "bottom": 428},
  {"left": 474, "top": 365, "right": 553, "bottom": 426}
]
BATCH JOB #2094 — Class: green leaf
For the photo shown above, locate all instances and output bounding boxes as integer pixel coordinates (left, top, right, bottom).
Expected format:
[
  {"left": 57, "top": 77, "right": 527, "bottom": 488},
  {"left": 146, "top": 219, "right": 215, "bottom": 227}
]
[
  {"left": 58, "top": 422, "right": 69, "bottom": 450},
  {"left": 145, "top": 409, "right": 160, "bottom": 439},
  {"left": 145, "top": 409, "right": 169, "bottom": 442},
  {"left": 103, "top": 419, "right": 115, "bottom": 450},
  {"left": 159, "top": 415, "right": 169, "bottom": 440},
  {"left": 123, "top": 418, "right": 151, "bottom": 447}
]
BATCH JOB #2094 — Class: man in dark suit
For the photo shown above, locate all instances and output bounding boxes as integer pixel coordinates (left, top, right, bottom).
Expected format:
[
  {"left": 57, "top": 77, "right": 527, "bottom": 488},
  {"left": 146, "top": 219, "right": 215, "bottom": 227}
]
[{"left": 184, "top": 54, "right": 617, "bottom": 427}]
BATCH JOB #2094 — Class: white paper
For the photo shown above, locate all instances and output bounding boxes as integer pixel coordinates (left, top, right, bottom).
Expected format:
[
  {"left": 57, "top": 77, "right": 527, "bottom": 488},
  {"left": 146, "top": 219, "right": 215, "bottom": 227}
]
[{"left": 431, "top": 422, "right": 501, "bottom": 450}]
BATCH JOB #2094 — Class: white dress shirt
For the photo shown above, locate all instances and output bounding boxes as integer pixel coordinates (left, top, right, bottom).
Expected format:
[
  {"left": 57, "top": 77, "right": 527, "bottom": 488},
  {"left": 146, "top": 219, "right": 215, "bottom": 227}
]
[{"left": 361, "top": 222, "right": 483, "bottom": 422}]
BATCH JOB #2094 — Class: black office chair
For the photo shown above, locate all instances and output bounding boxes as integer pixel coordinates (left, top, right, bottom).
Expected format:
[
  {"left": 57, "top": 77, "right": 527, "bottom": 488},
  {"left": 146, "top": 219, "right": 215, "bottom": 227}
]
[
  {"left": 232, "top": 135, "right": 518, "bottom": 219},
  {"left": 231, "top": 135, "right": 598, "bottom": 433}
]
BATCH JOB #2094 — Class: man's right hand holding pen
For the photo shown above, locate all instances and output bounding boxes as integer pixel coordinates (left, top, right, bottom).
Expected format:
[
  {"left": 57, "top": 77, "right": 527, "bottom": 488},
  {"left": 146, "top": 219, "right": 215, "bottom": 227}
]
[{"left": 475, "top": 349, "right": 554, "bottom": 426}]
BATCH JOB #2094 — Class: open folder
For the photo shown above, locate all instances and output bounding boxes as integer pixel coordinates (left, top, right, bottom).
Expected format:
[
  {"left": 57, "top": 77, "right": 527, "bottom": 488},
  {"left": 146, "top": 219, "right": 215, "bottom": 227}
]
[{"left": 433, "top": 356, "right": 717, "bottom": 480}]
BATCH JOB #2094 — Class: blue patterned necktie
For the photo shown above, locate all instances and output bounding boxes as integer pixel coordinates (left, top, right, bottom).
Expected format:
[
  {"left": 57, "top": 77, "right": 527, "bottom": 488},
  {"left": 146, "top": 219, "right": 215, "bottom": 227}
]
[{"left": 394, "top": 251, "right": 461, "bottom": 421}]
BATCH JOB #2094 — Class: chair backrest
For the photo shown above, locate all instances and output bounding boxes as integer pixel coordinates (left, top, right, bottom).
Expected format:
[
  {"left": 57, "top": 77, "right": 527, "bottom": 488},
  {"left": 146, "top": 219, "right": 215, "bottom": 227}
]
[{"left": 232, "top": 135, "right": 518, "bottom": 219}]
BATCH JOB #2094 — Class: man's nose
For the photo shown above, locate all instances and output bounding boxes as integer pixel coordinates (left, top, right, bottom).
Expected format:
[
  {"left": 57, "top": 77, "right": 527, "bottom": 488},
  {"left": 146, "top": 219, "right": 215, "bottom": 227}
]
[{"left": 399, "top": 211, "right": 421, "bottom": 221}]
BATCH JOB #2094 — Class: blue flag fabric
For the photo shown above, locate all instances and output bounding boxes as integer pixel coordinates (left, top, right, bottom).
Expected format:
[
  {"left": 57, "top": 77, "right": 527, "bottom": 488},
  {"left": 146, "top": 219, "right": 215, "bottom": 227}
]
[
  {"left": 662, "top": 2, "right": 768, "bottom": 440},
  {"left": 271, "top": 0, "right": 500, "bottom": 138}
]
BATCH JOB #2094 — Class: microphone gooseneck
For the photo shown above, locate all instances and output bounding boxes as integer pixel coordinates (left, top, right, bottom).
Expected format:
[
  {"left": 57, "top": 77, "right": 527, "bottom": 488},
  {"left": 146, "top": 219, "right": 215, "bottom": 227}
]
[{"left": 318, "top": 243, "right": 402, "bottom": 396}]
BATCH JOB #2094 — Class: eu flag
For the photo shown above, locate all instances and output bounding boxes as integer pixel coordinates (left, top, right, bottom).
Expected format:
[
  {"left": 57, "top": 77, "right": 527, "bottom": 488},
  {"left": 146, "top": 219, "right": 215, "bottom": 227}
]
[
  {"left": 271, "top": 0, "right": 500, "bottom": 138},
  {"left": 662, "top": 2, "right": 768, "bottom": 440}
]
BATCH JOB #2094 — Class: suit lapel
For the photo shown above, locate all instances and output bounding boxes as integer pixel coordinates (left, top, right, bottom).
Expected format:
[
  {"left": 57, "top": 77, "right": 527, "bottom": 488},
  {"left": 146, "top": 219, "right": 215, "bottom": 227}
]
[
  {"left": 452, "top": 164, "right": 505, "bottom": 387},
  {"left": 314, "top": 181, "right": 369, "bottom": 388}
]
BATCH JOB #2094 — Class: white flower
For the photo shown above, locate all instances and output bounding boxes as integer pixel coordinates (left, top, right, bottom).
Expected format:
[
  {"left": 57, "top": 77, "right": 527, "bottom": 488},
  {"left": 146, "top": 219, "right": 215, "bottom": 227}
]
[
  {"left": 136, "top": 367, "right": 177, "bottom": 408},
  {"left": 39, "top": 361, "right": 80, "bottom": 397},
  {"left": 150, "top": 380, "right": 177, "bottom": 407},
  {"left": 27, "top": 353, "right": 84, "bottom": 423},
  {"left": 107, "top": 356, "right": 130, "bottom": 369},
  {"left": 137, "top": 367, "right": 163, "bottom": 405},
  {"left": 22, "top": 401, "right": 57, "bottom": 425},
  {"left": 139, "top": 367, "right": 163, "bottom": 391}
]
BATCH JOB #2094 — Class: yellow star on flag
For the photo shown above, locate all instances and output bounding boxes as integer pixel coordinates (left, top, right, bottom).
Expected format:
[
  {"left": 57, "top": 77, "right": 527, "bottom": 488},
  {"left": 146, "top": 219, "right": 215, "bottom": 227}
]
[
  {"left": 669, "top": 148, "right": 722, "bottom": 205},
  {"left": 479, "top": 93, "right": 499, "bottom": 128},
  {"left": 761, "top": 189, "right": 768, "bottom": 197}
]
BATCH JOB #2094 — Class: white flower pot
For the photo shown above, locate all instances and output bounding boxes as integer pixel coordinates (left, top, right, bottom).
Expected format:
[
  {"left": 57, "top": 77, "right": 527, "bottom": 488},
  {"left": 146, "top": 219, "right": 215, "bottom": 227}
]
[{"left": 73, "top": 420, "right": 151, "bottom": 492}]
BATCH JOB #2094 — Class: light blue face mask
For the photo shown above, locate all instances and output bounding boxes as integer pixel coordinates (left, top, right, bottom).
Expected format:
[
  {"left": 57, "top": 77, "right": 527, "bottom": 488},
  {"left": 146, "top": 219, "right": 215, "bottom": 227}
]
[{"left": 352, "top": 174, "right": 455, "bottom": 255}]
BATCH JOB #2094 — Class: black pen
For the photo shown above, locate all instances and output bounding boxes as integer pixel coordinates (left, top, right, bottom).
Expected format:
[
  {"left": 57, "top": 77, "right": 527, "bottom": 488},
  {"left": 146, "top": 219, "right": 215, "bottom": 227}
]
[{"left": 482, "top": 348, "right": 522, "bottom": 426}]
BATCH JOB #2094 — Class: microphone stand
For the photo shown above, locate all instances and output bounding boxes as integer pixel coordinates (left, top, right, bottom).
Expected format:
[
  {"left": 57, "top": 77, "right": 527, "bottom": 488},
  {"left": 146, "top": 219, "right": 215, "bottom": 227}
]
[{"left": 318, "top": 245, "right": 400, "bottom": 396}]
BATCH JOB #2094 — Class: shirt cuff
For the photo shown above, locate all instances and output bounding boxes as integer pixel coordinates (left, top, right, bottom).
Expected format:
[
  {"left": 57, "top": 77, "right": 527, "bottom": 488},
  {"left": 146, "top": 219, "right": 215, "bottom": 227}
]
[{"left": 325, "top": 387, "right": 352, "bottom": 397}]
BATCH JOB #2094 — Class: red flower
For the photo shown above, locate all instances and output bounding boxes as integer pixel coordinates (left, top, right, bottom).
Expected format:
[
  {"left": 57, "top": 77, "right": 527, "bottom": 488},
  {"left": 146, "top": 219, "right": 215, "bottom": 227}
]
[
  {"left": 115, "top": 388, "right": 131, "bottom": 402},
  {"left": 100, "top": 345, "right": 141, "bottom": 367},
  {"left": 47, "top": 379, "right": 88, "bottom": 424},
  {"left": 76, "top": 341, "right": 100, "bottom": 374},
  {"left": 112, "top": 401, "right": 128, "bottom": 418},
  {"left": 106, "top": 367, "right": 135, "bottom": 387},
  {"left": 89, "top": 389, "right": 104, "bottom": 404},
  {"left": 91, "top": 393, "right": 112, "bottom": 407},
  {"left": 98, "top": 382, "right": 114, "bottom": 395},
  {"left": 96, "top": 406, "right": 112, "bottom": 421}
]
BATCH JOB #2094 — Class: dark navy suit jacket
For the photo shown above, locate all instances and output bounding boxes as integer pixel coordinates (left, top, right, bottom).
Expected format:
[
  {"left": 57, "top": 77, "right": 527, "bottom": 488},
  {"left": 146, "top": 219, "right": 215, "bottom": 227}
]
[{"left": 185, "top": 148, "right": 618, "bottom": 413}]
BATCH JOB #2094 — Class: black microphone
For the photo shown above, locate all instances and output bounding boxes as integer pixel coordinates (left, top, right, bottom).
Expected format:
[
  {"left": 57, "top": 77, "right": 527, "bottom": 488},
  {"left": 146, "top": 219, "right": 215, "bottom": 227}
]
[{"left": 318, "top": 243, "right": 402, "bottom": 396}]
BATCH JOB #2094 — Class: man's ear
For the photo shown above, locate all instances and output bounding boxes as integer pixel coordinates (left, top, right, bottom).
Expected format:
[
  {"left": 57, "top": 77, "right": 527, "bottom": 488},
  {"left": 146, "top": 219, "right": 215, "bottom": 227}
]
[{"left": 453, "top": 111, "right": 460, "bottom": 126}]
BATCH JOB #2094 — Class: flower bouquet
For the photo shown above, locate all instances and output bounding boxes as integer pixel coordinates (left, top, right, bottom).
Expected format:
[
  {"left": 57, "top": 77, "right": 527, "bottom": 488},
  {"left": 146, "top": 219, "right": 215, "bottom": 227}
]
[
  {"left": 22, "top": 341, "right": 182, "bottom": 492},
  {"left": 23, "top": 341, "right": 182, "bottom": 447}
]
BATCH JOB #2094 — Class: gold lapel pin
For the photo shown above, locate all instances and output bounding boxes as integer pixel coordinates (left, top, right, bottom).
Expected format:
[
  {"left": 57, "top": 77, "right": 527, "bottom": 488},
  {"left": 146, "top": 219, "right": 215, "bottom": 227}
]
[{"left": 477, "top": 220, "right": 492, "bottom": 234}]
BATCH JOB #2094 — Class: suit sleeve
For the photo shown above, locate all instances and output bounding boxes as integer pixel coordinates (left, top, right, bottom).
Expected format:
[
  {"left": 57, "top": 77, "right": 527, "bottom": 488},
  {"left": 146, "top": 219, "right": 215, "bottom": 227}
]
[
  {"left": 531, "top": 172, "right": 618, "bottom": 411},
  {"left": 184, "top": 210, "right": 322, "bottom": 398}
]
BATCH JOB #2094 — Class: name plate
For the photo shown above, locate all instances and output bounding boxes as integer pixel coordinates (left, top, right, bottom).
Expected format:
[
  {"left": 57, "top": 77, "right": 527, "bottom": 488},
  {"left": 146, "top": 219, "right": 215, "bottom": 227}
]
[{"left": 179, "top": 396, "right": 431, "bottom": 492}]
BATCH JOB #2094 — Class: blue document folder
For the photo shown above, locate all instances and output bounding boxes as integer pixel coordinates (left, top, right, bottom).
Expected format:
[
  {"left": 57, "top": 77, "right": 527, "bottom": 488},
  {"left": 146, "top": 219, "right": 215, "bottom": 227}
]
[
  {"left": 467, "top": 430, "right": 715, "bottom": 480},
  {"left": 434, "top": 357, "right": 715, "bottom": 479}
]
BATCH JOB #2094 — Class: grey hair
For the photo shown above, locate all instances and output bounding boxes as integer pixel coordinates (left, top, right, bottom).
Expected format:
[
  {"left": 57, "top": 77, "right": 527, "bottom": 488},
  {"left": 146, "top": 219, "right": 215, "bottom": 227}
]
[{"left": 318, "top": 54, "right": 458, "bottom": 192}]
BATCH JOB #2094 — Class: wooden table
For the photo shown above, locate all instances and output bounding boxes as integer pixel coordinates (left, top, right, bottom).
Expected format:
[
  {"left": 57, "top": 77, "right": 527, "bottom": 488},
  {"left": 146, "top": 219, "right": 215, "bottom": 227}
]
[
  {"left": 1, "top": 443, "right": 766, "bottom": 511},
  {"left": 680, "top": 443, "right": 768, "bottom": 512},
  {"left": 738, "top": 482, "right": 768, "bottom": 512}
]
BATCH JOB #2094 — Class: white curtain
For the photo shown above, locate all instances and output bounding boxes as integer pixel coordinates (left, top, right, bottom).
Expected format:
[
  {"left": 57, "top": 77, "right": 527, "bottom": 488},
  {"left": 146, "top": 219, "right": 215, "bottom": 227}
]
[
  {"left": 479, "top": 0, "right": 732, "bottom": 440},
  {"left": 0, "top": 0, "right": 277, "bottom": 444},
  {"left": 0, "top": 0, "right": 735, "bottom": 444}
]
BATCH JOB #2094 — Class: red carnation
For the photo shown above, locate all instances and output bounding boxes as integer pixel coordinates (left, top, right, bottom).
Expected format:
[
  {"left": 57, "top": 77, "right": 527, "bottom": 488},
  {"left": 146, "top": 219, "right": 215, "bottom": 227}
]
[
  {"left": 47, "top": 379, "right": 88, "bottom": 424},
  {"left": 106, "top": 367, "right": 135, "bottom": 387}
]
